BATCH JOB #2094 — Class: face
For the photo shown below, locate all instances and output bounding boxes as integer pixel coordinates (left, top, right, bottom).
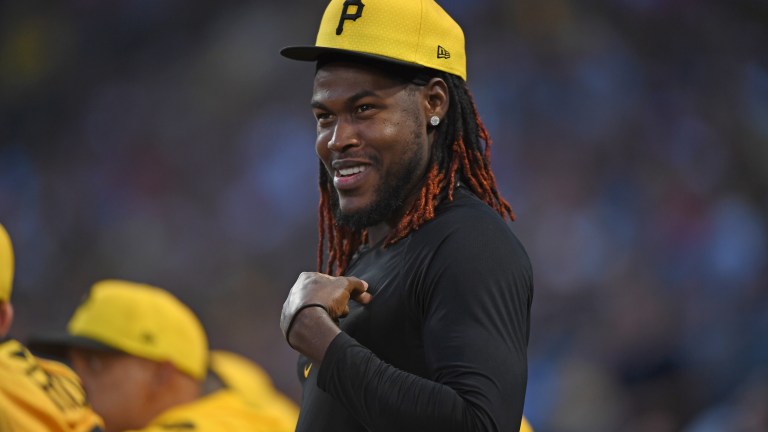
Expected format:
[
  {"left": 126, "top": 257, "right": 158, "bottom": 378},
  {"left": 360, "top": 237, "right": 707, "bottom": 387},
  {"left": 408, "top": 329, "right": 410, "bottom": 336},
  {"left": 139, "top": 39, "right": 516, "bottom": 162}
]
[
  {"left": 70, "top": 348, "right": 158, "bottom": 432},
  {"left": 312, "top": 62, "right": 432, "bottom": 230}
]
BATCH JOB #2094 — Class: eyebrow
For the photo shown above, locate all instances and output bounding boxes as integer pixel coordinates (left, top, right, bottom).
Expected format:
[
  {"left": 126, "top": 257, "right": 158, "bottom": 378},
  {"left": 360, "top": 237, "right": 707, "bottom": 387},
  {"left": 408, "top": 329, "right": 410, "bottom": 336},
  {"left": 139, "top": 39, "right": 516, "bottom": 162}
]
[{"left": 310, "top": 90, "right": 380, "bottom": 110}]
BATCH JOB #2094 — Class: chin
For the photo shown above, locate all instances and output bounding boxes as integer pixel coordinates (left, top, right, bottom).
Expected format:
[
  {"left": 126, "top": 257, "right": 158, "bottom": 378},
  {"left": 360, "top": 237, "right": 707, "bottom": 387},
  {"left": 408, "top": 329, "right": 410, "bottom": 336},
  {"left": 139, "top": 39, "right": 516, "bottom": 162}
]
[
  {"left": 334, "top": 202, "right": 380, "bottom": 231},
  {"left": 332, "top": 187, "right": 401, "bottom": 231},
  {"left": 337, "top": 196, "right": 371, "bottom": 216}
]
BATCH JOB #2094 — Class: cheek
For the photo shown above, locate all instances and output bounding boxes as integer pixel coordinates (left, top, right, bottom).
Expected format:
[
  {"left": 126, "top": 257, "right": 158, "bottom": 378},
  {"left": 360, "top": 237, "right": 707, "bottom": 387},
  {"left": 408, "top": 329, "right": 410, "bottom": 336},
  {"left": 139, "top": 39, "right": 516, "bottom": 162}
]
[
  {"left": 380, "top": 120, "right": 401, "bottom": 139},
  {"left": 315, "top": 138, "right": 335, "bottom": 178},
  {"left": 380, "top": 118, "right": 426, "bottom": 163},
  {"left": 315, "top": 132, "right": 331, "bottom": 159},
  {"left": 100, "top": 367, "right": 152, "bottom": 428},
  {"left": 80, "top": 372, "right": 126, "bottom": 425},
  {"left": 314, "top": 140, "right": 325, "bottom": 158}
]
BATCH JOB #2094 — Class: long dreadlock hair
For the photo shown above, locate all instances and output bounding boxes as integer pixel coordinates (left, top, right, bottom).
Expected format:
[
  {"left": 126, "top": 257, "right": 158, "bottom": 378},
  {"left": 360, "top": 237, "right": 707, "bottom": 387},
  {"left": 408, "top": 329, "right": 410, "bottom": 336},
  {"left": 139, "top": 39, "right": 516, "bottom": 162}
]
[{"left": 317, "top": 68, "right": 515, "bottom": 275}]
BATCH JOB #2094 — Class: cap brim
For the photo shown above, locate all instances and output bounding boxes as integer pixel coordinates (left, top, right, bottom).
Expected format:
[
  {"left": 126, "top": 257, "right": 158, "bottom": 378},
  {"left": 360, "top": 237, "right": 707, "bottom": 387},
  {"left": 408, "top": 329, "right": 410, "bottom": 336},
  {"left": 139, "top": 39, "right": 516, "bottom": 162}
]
[
  {"left": 27, "top": 332, "right": 120, "bottom": 360},
  {"left": 280, "top": 45, "right": 426, "bottom": 71}
]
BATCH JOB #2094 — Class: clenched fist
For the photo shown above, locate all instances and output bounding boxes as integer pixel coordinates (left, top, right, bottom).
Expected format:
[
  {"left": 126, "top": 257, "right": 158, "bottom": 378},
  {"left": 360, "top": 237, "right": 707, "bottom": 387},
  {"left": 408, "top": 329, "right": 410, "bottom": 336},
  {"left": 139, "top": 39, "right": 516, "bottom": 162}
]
[{"left": 281, "top": 272, "right": 372, "bottom": 350}]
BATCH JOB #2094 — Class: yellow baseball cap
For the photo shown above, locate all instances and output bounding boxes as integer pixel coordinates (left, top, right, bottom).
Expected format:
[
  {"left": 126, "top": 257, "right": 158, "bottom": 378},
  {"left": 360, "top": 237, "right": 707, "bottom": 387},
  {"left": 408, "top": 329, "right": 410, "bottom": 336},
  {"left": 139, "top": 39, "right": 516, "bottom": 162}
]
[
  {"left": 32, "top": 280, "right": 209, "bottom": 380},
  {"left": 209, "top": 350, "right": 300, "bottom": 421},
  {"left": 209, "top": 350, "right": 277, "bottom": 405},
  {"left": 0, "top": 224, "right": 13, "bottom": 302},
  {"left": 281, "top": 0, "right": 467, "bottom": 80}
]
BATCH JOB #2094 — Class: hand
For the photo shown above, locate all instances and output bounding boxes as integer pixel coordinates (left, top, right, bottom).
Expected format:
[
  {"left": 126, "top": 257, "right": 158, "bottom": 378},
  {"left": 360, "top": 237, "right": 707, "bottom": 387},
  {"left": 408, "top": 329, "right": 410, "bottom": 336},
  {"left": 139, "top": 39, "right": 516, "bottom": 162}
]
[{"left": 280, "top": 272, "right": 372, "bottom": 343}]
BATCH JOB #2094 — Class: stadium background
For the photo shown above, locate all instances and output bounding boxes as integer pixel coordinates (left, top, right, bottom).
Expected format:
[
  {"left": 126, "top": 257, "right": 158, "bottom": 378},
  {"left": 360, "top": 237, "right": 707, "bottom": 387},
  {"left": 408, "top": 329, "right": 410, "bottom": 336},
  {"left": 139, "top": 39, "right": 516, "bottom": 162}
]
[{"left": 1, "top": 1, "right": 766, "bottom": 430}]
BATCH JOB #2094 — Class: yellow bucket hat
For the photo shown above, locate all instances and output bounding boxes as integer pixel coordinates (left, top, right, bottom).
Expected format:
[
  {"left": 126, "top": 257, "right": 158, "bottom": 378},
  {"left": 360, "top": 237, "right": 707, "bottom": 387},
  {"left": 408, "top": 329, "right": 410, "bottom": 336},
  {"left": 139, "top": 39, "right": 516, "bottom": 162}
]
[
  {"left": 0, "top": 224, "right": 13, "bottom": 302},
  {"left": 281, "top": 0, "right": 467, "bottom": 80}
]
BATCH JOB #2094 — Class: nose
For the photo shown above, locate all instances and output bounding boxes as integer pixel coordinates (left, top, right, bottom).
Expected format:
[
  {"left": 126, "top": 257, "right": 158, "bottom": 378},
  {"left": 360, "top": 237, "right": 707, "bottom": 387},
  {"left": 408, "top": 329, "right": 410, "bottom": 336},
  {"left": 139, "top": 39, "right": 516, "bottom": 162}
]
[{"left": 327, "top": 118, "right": 360, "bottom": 153}]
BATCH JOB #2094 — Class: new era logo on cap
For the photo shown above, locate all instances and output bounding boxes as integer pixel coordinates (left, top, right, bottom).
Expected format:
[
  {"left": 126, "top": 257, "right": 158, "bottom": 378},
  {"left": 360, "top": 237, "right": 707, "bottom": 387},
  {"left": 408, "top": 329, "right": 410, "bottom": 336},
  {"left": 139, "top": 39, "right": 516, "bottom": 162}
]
[{"left": 437, "top": 45, "right": 450, "bottom": 59}]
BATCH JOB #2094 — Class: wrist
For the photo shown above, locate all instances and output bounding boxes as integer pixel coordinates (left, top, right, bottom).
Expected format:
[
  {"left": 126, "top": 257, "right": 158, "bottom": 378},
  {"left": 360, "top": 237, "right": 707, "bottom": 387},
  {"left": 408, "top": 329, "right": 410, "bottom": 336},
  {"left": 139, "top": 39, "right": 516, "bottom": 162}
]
[
  {"left": 285, "top": 303, "right": 329, "bottom": 344},
  {"left": 288, "top": 306, "right": 341, "bottom": 362}
]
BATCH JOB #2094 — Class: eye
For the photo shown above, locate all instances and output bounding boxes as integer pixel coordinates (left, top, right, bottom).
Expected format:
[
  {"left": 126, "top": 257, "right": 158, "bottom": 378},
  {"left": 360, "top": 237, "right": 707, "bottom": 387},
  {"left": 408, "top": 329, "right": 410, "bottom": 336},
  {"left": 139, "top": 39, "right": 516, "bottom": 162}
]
[
  {"left": 356, "top": 104, "right": 374, "bottom": 114},
  {"left": 314, "top": 111, "right": 333, "bottom": 126}
]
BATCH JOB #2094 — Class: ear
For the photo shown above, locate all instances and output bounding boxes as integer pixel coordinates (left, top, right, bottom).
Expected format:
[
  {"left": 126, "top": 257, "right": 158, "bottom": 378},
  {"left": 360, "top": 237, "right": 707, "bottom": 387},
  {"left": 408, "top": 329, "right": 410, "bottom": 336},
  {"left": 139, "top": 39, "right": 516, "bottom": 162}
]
[
  {"left": 0, "top": 301, "right": 14, "bottom": 337},
  {"left": 422, "top": 77, "right": 449, "bottom": 122},
  {"left": 153, "top": 361, "right": 177, "bottom": 387}
]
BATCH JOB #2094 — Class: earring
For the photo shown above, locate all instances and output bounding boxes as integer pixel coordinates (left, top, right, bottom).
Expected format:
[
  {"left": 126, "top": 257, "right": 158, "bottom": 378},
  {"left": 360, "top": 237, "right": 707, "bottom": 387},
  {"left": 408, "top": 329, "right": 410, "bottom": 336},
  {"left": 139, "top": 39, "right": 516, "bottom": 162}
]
[{"left": 430, "top": 115, "right": 440, "bottom": 126}]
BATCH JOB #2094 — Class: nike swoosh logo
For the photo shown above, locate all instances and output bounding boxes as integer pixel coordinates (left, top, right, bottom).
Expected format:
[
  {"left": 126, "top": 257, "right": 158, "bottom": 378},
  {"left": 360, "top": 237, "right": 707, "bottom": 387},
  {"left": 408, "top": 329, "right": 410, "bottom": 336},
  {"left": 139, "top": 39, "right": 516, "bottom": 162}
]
[{"left": 304, "top": 363, "right": 312, "bottom": 378}]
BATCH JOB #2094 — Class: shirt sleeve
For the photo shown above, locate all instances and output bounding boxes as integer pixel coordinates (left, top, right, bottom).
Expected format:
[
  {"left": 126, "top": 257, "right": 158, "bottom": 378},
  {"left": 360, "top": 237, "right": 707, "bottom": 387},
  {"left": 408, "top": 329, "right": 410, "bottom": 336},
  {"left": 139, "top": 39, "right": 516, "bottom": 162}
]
[{"left": 317, "top": 220, "right": 533, "bottom": 431}]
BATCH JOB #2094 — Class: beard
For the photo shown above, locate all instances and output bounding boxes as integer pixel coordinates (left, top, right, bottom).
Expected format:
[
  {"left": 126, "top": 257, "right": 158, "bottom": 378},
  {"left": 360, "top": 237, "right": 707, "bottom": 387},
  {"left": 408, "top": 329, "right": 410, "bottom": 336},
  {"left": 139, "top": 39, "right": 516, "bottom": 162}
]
[{"left": 331, "top": 131, "right": 427, "bottom": 231}]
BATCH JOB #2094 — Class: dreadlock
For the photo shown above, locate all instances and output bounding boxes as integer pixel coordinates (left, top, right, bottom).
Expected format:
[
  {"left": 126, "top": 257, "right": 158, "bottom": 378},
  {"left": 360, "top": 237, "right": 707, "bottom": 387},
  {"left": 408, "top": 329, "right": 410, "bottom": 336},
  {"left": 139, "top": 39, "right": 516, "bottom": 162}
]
[{"left": 317, "top": 71, "right": 515, "bottom": 275}]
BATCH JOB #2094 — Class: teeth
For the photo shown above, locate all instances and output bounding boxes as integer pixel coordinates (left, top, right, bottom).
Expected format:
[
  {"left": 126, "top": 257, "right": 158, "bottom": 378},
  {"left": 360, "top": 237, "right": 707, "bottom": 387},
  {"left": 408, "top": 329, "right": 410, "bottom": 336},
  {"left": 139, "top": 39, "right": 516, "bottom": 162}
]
[{"left": 337, "top": 165, "right": 367, "bottom": 177}]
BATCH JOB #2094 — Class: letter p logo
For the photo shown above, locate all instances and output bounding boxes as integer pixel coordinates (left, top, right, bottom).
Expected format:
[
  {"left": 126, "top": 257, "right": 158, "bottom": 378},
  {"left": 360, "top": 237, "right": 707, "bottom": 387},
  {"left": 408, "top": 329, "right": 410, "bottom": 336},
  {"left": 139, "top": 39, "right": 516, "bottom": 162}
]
[{"left": 336, "top": 0, "right": 365, "bottom": 35}]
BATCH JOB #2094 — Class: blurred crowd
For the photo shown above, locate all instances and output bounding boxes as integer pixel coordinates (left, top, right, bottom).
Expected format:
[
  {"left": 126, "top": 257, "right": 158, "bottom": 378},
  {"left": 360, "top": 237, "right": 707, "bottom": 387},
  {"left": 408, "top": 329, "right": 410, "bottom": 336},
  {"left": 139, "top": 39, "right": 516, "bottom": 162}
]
[{"left": 1, "top": 1, "right": 766, "bottom": 431}]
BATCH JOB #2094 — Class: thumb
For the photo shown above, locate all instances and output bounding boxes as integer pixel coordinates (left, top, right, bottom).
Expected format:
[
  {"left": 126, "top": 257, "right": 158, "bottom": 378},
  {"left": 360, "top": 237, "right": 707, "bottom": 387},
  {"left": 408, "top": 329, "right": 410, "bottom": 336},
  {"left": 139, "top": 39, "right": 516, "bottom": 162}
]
[
  {"left": 353, "top": 291, "right": 374, "bottom": 305},
  {"left": 349, "top": 279, "right": 373, "bottom": 305}
]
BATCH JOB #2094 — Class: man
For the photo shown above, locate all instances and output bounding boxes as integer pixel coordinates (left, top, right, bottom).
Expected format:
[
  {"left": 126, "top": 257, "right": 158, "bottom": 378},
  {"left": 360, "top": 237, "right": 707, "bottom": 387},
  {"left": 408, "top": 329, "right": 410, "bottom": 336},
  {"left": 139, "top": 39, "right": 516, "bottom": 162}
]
[
  {"left": 31, "top": 279, "right": 297, "bottom": 432},
  {"left": 278, "top": 1, "right": 534, "bottom": 431},
  {"left": 0, "top": 223, "right": 104, "bottom": 431}
]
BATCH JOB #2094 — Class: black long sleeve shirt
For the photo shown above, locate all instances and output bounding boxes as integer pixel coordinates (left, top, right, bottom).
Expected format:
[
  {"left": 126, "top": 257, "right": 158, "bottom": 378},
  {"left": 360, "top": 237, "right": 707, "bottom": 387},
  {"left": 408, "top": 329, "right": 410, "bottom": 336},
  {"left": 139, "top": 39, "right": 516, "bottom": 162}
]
[{"left": 295, "top": 187, "right": 533, "bottom": 431}]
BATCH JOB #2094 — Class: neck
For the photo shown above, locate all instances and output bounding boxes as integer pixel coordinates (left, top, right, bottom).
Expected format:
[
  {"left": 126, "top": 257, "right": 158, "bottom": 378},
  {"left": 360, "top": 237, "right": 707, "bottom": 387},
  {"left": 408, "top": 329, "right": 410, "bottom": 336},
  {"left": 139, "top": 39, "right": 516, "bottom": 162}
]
[
  {"left": 365, "top": 187, "right": 423, "bottom": 246},
  {"left": 366, "top": 223, "right": 390, "bottom": 246},
  {"left": 142, "top": 372, "right": 201, "bottom": 428}
]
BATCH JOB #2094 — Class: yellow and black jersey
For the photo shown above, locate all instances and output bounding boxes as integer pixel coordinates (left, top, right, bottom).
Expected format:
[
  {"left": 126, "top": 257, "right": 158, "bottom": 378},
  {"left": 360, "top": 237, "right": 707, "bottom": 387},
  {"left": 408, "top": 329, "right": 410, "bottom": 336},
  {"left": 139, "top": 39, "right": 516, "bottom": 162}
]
[
  {"left": 128, "top": 390, "right": 293, "bottom": 432},
  {"left": 0, "top": 338, "right": 104, "bottom": 432}
]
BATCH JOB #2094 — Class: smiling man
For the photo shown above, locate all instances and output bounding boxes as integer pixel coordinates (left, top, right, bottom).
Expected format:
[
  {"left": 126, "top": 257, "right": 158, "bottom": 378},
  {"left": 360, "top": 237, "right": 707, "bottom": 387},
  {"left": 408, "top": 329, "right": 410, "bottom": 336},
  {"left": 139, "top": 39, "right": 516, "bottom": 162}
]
[{"left": 279, "top": 1, "right": 534, "bottom": 431}]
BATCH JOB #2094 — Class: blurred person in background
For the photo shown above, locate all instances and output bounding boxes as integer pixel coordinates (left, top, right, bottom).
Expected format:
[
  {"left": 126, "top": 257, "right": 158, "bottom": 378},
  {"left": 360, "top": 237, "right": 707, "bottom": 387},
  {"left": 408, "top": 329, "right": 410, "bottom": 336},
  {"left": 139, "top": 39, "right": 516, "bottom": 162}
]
[
  {"left": 207, "top": 349, "right": 299, "bottom": 425},
  {"left": 30, "top": 280, "right": 296, "bottom": 432},
  {"left": 0, "top": 223, "right": 104, "bottom": 431},
  {"left": 279, "top": 0, "right": 533, "bottom": 430}
]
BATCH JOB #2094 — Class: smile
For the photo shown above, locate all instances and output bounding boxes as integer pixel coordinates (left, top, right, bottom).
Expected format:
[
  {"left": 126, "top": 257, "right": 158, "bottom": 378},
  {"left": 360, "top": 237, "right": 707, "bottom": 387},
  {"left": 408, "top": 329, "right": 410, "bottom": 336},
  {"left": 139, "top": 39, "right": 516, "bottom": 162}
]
[
  {"left": 333, "top": 163, "right": 371, "bottom": 191},
  {"left": 336, "top": 165, "right": 368, "bottom": 177}
]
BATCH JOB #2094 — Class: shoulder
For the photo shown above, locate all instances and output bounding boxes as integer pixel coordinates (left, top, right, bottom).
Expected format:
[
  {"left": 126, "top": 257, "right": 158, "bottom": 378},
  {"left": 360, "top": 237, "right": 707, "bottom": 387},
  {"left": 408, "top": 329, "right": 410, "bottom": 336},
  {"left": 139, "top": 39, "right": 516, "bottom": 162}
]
[
  {"left": 413, "top": 188, "right": 530, "bottom": 268},
  {"left": 0, "top": 338, "right": 26, "bottom": 363},
  {"left": 37, "top": 357, "right": 83, "bottom": 382},
  {"left": 0, "top": 338, "right": 78, "bottom": 383},
  {"left": 399, "top": 189, "right": 532, "bottom": 307},
  {"left": 422, "top": 188, "right": 518, "bottom": 239},
  {"left": 136, "top": 393, "right": 230, "bottom": 431},
  {"left": 0, "top": 340, "right": 104, "bottom": 432},
  {"left": 148, "top": 391, "right": 243, "bottom": 422},
  {"left": 145, "top": 391, "right": 294, "bottom": 432}
]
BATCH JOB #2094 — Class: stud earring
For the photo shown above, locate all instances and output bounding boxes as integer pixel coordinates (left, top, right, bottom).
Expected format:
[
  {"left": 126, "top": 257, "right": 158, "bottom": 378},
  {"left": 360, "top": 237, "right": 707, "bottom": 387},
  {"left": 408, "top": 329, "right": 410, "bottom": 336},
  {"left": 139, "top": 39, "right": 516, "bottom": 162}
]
[{"left": 430, "top": 115, "right": 440, "bottom": 126}]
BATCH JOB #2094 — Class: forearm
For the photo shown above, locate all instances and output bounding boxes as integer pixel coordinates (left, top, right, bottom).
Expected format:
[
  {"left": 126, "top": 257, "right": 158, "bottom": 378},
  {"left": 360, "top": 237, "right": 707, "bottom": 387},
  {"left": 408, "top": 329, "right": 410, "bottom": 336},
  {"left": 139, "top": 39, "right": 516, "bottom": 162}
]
[{"left": 317, "top": 333, "right": 508, "bottom": 432}]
